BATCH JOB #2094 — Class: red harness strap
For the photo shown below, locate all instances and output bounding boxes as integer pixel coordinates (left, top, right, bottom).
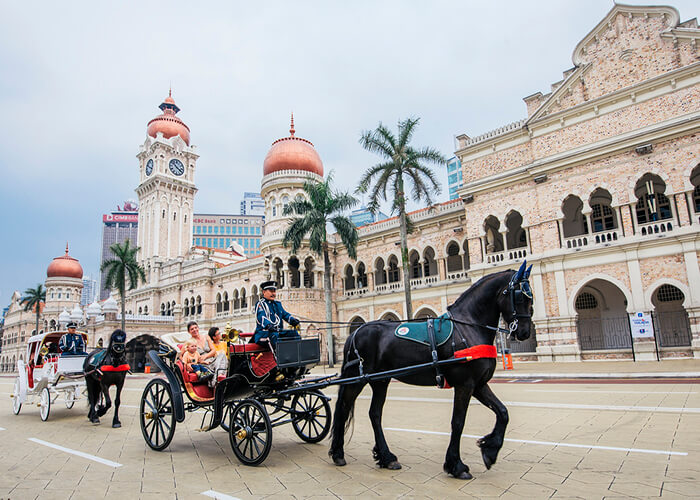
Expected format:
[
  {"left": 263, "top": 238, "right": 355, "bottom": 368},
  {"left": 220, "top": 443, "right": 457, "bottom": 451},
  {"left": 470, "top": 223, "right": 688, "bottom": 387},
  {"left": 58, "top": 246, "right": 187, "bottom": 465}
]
[
  {"left": 454, "top": 344, "right": 498, "bottom": 361},
  {"left": 100, "top": 364, "right": 131, "bottom": 372}
]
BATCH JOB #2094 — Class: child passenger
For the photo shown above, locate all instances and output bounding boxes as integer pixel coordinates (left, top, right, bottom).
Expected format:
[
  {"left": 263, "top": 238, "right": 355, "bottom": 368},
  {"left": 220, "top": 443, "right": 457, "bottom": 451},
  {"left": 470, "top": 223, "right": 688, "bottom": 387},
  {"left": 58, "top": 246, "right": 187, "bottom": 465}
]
[{"left": 182, "top": 340, "right": 212, "bottom": 381}]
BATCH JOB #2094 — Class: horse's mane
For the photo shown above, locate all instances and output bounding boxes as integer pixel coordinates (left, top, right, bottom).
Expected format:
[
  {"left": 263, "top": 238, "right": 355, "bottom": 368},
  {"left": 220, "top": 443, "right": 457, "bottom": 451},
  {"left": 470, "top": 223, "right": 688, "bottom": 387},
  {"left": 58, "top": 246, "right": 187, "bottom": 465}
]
[{"left": 447, "top": 269, "right": 515, "bottom": 312}]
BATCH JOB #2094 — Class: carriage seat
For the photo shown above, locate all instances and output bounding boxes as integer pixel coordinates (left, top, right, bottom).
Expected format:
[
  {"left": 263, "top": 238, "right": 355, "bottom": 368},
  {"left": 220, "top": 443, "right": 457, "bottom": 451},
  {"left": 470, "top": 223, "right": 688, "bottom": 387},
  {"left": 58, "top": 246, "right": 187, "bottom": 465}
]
[{"left": 175, "top": 360, "right": 215, "bottom": 401}]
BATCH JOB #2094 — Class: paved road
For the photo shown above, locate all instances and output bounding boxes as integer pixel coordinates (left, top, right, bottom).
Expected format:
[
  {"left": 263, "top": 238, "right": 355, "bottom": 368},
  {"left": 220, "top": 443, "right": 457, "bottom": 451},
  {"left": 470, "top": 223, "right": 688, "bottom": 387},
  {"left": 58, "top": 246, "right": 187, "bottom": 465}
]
[{"left": 1, "top": 374, "right": 698, "bottom": 499}]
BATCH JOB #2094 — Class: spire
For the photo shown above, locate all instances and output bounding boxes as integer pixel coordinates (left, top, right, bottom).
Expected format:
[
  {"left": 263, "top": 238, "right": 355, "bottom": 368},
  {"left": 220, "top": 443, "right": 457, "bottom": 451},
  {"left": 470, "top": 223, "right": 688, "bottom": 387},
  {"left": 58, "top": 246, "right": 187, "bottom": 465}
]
[
  {"left": 290, "top": 112, "right": 295, "bottom": 137},
  {"left": 65, "top": 242, "right": 69, "bottom": 255}
]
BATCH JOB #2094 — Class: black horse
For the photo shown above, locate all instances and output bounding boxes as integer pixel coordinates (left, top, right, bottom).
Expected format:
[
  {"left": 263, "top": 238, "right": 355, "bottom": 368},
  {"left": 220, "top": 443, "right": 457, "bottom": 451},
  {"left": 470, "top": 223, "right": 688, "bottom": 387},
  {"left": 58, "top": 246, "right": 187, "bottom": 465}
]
[
  {"left": 329, "top": 261, "right": 534, "bottom": 479},
  {"left": 84, "top": 329, "right": 129, "bottom": 427}
]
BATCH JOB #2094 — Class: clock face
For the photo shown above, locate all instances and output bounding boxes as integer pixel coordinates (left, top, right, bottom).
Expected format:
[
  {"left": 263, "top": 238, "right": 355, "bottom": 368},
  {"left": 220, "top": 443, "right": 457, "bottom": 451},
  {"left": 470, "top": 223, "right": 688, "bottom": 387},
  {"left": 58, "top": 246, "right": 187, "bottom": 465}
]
[
  {"left": 145, "top": 159, "right": 153, "bottom": 176},
  {"left": 169, "top": 158, "right": 185, "bottom": 176}
]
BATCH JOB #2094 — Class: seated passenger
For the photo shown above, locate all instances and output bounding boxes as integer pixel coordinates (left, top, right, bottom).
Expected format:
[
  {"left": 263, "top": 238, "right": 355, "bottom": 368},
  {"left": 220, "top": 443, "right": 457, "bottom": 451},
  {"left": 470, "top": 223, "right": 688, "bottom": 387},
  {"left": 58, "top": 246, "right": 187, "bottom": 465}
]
[
  {"left": 182, "top": 340, "right": 213, "bottom": 382},
  {"left": 207, "top": 326, "right": 228, "bottom": 387},
  {"left": 253, "top": 280, "right": 301, "bottom": 348},
  {"left": 59, "top": 322, "right": 86, "bottom": 355}
]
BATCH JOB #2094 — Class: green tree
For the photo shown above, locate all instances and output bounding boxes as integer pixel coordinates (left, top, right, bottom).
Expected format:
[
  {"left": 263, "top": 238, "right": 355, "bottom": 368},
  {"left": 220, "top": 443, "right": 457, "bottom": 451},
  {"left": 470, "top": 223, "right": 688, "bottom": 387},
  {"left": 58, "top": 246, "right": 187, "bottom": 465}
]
[
  {"left": 100, "top": 239, "right": 146, "bottom": 331},
  {"left": 283, "top": 173, "right": 359, "bottom": 367},
  {"left": 21, "top": 284, "right": 46, "bottom": 336},
  {"left": 358, "top": 117, "right": 445, "bottom": 319}
]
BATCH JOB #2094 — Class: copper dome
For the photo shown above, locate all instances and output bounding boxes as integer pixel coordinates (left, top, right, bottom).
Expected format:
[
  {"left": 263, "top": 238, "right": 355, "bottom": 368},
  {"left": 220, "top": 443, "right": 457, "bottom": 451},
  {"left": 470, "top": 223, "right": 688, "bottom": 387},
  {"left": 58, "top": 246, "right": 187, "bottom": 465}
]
[
  {"left": 47, "top": 244, "right": 83, "bottom": 279},
  {"left": 147, "top": 90, "right": 191, "bottom": 145},
  {"left": 263, "top": 115, "right": 323, "bottom": 177}
]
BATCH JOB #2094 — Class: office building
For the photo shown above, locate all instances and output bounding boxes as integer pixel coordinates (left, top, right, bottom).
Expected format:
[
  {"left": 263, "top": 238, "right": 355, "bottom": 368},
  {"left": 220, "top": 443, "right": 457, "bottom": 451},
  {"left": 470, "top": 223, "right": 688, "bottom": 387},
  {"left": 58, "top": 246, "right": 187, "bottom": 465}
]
[
  {"left": 192, "top": 213, "right": 264, "bottom": 257},
  {"left": 99, "top": 202, "right": 139, "bottom": 300},
  {"left": 240, "top": 192, "right": 265, "bottom": 216}
]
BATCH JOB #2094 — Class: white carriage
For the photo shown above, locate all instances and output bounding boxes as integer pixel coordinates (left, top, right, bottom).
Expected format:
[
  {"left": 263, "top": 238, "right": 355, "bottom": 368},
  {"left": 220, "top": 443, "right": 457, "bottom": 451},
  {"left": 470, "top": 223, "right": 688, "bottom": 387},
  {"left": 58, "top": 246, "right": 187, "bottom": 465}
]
[{"left": 11, "top": 331, "right": 89, "bottom": 421}]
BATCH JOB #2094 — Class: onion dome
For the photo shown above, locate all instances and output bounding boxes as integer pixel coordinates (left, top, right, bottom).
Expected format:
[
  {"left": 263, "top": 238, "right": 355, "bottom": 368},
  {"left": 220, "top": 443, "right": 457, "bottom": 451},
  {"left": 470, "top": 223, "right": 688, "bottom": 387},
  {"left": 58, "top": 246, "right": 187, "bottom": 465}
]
[
  {"left": 47, "top": 244, "right": 83, "bottom": 279},
  {"left": 70, "top": 304, "right": 83, "bottom": 322},
  {"left": 263, "top": 114, "right": 323, "bottom": 177},
  {"left": 102, "top": 293, "right": 119, "bottom": 314},
  {"left": 58, "top": 308, "right": 71, "bottom": 327},
  {"left": 86, "top": 300, "right": 102, "bottom": 317},
  {"left": 146, "top": 89, "right": 191, "bottom": 145}
]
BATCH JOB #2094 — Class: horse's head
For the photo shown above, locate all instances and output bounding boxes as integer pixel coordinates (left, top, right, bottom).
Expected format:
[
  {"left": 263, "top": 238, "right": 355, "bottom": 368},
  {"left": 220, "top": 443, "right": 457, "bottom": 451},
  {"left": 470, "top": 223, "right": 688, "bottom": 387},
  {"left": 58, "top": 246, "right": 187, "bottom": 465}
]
[
  {"left": 109, "top": 329, "right": 127, "bottom": 357},
  {"left": 500, "top": 261, "right": 534, "bottom": 341}
]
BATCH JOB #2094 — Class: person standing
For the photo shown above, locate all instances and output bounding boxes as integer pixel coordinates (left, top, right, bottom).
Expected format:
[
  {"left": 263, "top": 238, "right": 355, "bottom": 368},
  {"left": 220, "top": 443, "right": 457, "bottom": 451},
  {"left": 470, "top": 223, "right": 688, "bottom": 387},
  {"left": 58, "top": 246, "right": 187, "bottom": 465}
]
[{"left": 253, "top": 281, "right": 300, "bottom": 347}]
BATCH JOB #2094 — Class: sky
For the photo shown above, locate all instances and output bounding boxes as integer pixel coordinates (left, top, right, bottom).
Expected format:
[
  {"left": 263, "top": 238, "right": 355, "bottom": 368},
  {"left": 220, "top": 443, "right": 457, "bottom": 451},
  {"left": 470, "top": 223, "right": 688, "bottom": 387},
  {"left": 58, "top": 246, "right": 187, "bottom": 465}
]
[{"left": 0, "top": 0, "right": 698, "bottom": 304}]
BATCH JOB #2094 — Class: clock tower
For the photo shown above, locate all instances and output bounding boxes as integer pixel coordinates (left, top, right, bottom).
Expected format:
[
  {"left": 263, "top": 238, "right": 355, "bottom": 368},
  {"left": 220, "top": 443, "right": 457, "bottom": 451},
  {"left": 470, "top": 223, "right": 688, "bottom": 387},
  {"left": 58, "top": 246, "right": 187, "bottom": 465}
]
[{"left": 135, "top": 91, "right": 198, "bottom": 269}]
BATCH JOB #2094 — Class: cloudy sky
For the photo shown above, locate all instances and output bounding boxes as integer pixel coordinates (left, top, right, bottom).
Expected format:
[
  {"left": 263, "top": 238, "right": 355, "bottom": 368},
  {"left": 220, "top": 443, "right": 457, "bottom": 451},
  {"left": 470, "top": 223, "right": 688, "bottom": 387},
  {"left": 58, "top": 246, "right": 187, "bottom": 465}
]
[{"left": 0, "top": 1, "right": 697, "bottom": 303}]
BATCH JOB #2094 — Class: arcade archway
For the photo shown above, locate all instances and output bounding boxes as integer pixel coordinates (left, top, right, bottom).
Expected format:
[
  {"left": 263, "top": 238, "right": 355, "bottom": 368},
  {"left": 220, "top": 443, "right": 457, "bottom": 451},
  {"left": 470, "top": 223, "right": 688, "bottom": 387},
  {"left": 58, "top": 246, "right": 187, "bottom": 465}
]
[{"left": 126, "top": 334, "right": 161, "bottom": 372}]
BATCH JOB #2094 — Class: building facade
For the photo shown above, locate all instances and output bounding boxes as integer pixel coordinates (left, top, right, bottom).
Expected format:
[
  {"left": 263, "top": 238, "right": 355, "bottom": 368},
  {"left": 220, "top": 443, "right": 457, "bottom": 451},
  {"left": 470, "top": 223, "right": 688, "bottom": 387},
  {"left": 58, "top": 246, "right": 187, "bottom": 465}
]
[
  {"left": 3, "top": 3, "right": 698, "bottom": 373},
  {"left": 192, "top": 213, "right": 264, "bottom": 257},
  {"left": 446, "top": 156, "right": 462, "bottom": 200},
  {"left": 240, "top": 192, "right": 265, "bottom": 216},
  {"left": 349, "top": 206, "right": 389, "bottom": 227},
  {"left": 99, "top": 208, "right": 139, "bottom": 300}
]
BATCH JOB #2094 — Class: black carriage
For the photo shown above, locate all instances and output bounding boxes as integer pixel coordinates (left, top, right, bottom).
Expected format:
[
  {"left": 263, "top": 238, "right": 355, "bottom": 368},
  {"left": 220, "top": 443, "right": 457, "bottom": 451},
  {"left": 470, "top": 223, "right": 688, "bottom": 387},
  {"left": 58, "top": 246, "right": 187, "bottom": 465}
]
[{"left": 139, "top": 332, "right": 331, "bottom": 466}]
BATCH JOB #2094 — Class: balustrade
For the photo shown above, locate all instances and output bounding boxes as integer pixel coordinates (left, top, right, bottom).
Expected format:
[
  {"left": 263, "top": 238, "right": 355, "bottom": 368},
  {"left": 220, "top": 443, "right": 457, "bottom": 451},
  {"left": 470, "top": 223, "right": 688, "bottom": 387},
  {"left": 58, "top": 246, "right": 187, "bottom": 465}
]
[{"left": 638, "top": 220, "right": 673, "bottom": 237}]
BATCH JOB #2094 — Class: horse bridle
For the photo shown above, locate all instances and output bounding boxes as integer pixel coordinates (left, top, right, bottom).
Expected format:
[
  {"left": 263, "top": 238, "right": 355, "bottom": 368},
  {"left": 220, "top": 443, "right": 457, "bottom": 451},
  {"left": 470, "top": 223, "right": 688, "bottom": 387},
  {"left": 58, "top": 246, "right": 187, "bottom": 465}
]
[{"left": 502, "top": 275, "right": 533, "bottom": 335}]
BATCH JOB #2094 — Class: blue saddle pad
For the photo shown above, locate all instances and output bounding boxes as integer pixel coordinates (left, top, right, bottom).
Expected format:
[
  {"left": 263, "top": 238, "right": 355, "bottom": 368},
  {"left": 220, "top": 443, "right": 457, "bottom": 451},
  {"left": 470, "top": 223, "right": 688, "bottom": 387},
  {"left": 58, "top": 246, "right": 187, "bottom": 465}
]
[{"left": 394, "top": 313, "right": 453, "bottom": 347}]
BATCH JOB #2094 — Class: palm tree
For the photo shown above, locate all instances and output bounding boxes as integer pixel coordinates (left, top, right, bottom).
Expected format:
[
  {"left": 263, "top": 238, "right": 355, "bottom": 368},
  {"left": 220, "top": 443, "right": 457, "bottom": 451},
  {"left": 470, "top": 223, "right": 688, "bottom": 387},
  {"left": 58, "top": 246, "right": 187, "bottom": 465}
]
[
  {"left": 21, "top": 284, "right": 46, "bottom": 336},
  {"left": 101, "top": 239, "right": 146, "bottom": 331},
  {"left": 283, "top": 173, "right": 359, "bottom": 367},
  {"left": 358, "top": 117, "right": 445, "bottom": 319}
]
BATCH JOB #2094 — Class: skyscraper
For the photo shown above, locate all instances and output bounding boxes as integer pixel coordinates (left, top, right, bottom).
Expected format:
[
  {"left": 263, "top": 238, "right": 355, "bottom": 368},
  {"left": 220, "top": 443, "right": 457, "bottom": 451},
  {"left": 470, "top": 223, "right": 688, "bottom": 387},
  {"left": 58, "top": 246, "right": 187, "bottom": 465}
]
[
  {"left": 81, "top": 276, "right": 97, "bottom": 306},
  {"left": 99, "top": 202, "right": 139, "bottom": 300},
  {"left": 446, "top": 156, "right": 462, "bottom": 200},
  {"left": 240, "top": 192, "right": 265, "bottom": 216}
]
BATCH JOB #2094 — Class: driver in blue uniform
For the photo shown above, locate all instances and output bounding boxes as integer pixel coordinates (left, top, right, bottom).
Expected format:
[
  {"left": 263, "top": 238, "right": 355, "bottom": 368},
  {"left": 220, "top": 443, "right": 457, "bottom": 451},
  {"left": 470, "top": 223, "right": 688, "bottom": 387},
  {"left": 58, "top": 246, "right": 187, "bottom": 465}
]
[
  {"left": 253, "top": 281, "right": 301, "bottom": 347},
  {"left": 59, "top": 322, "right": 86, "bottom": 355}
]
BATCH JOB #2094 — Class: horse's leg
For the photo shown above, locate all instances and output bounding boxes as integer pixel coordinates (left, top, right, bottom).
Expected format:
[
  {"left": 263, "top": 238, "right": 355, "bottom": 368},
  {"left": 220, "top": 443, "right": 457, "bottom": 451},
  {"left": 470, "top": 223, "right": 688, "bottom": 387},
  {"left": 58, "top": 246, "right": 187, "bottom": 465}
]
[
  {"left": 97, "top": 383, "right": 112, "bottom": 418},
  {"left": 329, "top": 381, "right": 365, "bottom": 466},
  {"left": 444, "top": 384, "right": 474, "bottom": 480},
  {"left": 112, "top": 376, "right": 124, "bottom": 428},
  {"left": 368, "top": 379, "right": 400, "bottom": 470},
  {"left": 473, "top": 383, "right": 508, "bottom": 469},
  {"left": 87, "top": 377, "right": 100, "bottom": 423}
]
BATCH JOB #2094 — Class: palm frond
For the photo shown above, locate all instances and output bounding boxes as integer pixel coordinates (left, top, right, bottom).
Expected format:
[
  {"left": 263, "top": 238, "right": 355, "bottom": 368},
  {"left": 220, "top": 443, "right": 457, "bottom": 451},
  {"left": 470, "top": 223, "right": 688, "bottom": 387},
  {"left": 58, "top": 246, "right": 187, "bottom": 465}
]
[{"left": 330, "top": 215, "right": 358, "bottom": 259}]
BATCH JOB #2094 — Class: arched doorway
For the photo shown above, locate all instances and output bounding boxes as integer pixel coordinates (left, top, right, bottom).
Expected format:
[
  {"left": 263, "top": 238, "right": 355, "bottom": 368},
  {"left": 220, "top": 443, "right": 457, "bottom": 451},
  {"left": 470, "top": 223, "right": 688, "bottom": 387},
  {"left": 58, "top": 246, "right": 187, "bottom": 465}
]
[
  {"left": 126, "top": 334, "right": 161, "bottom": 373},
  {"left": 575, "top": 279, "right": 631, "bottom": 350},
  {"left": 348, "top": 316, "right": 365, "bottom": 336},
  {"left": 380, "top": 312, "right": 400, "bottom": 321},
  {"left": 652, "top": 284, "right": 692, "bottom": 347},
  {"left": 414, "top": 308, "right": 437, "bottom": 319}
]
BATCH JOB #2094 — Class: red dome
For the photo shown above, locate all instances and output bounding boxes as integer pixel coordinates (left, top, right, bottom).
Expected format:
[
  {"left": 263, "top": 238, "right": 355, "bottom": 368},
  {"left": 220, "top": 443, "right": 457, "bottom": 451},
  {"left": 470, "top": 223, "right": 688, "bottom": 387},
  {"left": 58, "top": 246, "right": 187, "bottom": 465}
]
[
  {"left": 47, "top": 244, "right": 83, "bottom": 279},
  {"left": 147, "top": 91, "right": 190, "bottom": 145},
  {"left": 263, "top": 115, "right": 323, "bottom": 177}
]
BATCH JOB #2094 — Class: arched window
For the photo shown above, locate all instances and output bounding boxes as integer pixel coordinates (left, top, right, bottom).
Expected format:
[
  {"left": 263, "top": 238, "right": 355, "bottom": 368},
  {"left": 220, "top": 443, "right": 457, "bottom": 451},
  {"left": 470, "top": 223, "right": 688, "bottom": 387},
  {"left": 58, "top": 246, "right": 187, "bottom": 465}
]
[
  {"left": 349, "top": 316, "right": 365, "bottom": 335},
  {"left": 138, "top": 307, "right": 142, "bottom": 315},
  {"left": 251, "top": 286, "right": 259, "bottom": 307},
  {"left": 184, "top": 298, "right": 189, "bottom": 316},
  {"left": 387, "top": 256, "right": 400, "bottom": 283},
  {"left": 381, "top": 312, "right": 400, "bottom": 321},
  {"left": 589, "top": 188, "right": 617, "bottom": 232},
  {"left": 303, "top": 257, "right": 315, "bottom": 288},
  {"left": 483, "top": 216, "right": 504, "bottom": 253},
  {"left": 635, "top": 174, "right": 672, "bottom": 224},
  {"left": 240, "top": 288, "right": 247, "bottom": 309},
  {"left": 356, "top": 262, "right": 368, "bottom": 288},
  {"left": 575, "top": 292, "right": 598, "bottom": 310},
  {"left": 273, "top": 258, "right": 284, "bottom": 288},
  {"left": 288, "top": 257, "right": 301, "bottom": 288},
  {"left": 282, "top": 195, "right": 290, "bottom": 214},
  {"left": 423, "top": 247, "right": 438, "bottom": 277},
  {"left": 691, "top": 164, "right": 700, "bottom": 213},
  {"left": 223, "top": 292, "right": 229, "bottom": 312},
  {"left": 196, "top": 296, "right": 202, "bottom": 315},
  {"left": 270, "top": 197, "right": 277, "bottom": 217},
  {"left": 232, "top": 290, "right": 240, "bottom": 311},
  {"left": 561, "top": 195, "right": 589, "bottom": 237},
  {"left": 414, "top": 308, "right": 437, "bottom": 319},
  {"left": 144, "top": 305, "right": 148, "bottom": 315},
  {"left": 344, "top": 265, "right": 355, "bottom": 290},
  {"left": 375, "top": 258, "right": 387, "bottom": 285},
  {"left": 216, "top": 293, "right": 223, "bottom": 314},
  {"left": 446, "top": 242, "right": 462, "bottom": 272},
  {"left": 505, "top": 211, "right": 527, "bottom": 249},
  {"left": 409, "top": 250, "right": 422, "bottom": 279},
  {"left": 160, "top": 303, "right": 166, "bottom": 316}
]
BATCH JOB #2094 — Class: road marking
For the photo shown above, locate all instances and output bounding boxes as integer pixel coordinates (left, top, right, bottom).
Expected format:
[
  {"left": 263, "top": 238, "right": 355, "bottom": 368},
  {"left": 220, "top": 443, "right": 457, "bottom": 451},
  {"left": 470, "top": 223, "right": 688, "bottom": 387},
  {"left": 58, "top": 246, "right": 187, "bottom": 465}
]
[
  {"left": 385, "top": 427, "right": 687, "bottom": 456},
  {"left": 27, "top": 438, "right": 122, "bottom": 467},
  {"left": 356, "top": 395, "right": 700, "bottom": 413},
  {"left": 525, "top": 389, "right": 697, "bottom": 394},
  {"left": 201, "top": 490, "right": 240, "bottom": 500},
  {"left": 0, "top": 427, "right": 5, "bottom": 431}
]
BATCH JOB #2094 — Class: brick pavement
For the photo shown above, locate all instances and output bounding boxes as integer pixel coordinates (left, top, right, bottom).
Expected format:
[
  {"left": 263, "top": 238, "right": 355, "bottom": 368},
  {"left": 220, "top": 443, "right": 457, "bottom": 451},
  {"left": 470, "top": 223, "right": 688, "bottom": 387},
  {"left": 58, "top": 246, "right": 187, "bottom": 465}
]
[{"left": 1, "top": 373, "right": 699, "bottom": 499}]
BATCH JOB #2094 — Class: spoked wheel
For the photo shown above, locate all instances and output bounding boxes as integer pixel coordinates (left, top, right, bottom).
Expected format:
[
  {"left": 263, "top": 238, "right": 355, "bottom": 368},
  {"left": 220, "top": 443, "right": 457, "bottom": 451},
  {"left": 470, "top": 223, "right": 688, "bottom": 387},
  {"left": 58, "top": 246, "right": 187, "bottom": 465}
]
[
  {"left": 291, "top": 391, "right": 331, "bottom": 443},
  {"left": 39, "top": 387, "right": 51, "bottom": 421},
  {"left": 140, "top": 379, "right": 176, "bottom": 451},
  {"left": 229, "top": 399, "right": 272, "bottom": 466},
  {"left": 220, "top": 403, "right": 232, "bottom": 432},
  {"left": 64, "top": 388, "right": 76, "bottom": 409},
  {"left": 12, "top": 377, "right": 22, "bottom": 415}
]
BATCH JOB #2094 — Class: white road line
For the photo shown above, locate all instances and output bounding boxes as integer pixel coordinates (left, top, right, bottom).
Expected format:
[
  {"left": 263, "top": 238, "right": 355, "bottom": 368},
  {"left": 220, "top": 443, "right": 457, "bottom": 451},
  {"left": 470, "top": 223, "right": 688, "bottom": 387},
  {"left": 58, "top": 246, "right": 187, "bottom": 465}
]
[
  {"left": 525, "top": 389, "right": 697, "bottom": 394},
  {"left": 27, "top": 438, "right": 123, "bottom": 467},
  {"left": 0, "top": 427, "right": 5, "bottom": 431},
  {"left": 385, "top": 427, "right": 688, "bottom": 456},
  {"left": 528, "top": 379, "right": 542, "bottom": 383},
  {"left": 201, "top": 490, "right": 241, "bottom": 500},
  {"left": 356, "top": 395, "right": 700, "bottom": 413}
]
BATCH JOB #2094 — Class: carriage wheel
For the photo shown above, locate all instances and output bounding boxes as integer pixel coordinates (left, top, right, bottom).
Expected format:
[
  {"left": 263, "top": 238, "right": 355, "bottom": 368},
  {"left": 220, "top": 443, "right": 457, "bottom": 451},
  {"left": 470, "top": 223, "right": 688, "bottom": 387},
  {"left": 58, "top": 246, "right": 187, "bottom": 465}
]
[
  {"left": 39, "top": 387, "right": 51, "bottom": 421},
  {"left": 140, "top": 379, "right": 176, "bottom": 451},
  {"left": 12, "top": 377, "right": 22, "bottom": 415},
  {"left": 229, "top": 399, "right": 272, "bottom": 466},
  {"left": 220, "top": 403, "right": 232, "bottom": 432},
  {"left": 64, "top": 389, "right": 76, "bottom": 409},
  {"left": 291, "top": 391, "right": 331, "bottom": 443}
]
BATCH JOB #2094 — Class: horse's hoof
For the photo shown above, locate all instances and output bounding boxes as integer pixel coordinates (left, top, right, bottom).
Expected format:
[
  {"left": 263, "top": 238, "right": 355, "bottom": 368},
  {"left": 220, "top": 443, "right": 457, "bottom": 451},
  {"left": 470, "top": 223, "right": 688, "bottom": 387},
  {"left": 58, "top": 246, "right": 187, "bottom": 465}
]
[
  {"left": 385, "top": 461, "right": 402, "bottom": 470},
  {"left": 332, "top": 457, "right": 346, "bottom": 466},
  {"left": 455, "top": 471, "right": 473, "bottom": 480},
  {"left": 112, "top": 422, "right": 121, "bottom": 428},
  {"left": 91, "top": 418, "right": 100, "bottom": 425}
]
